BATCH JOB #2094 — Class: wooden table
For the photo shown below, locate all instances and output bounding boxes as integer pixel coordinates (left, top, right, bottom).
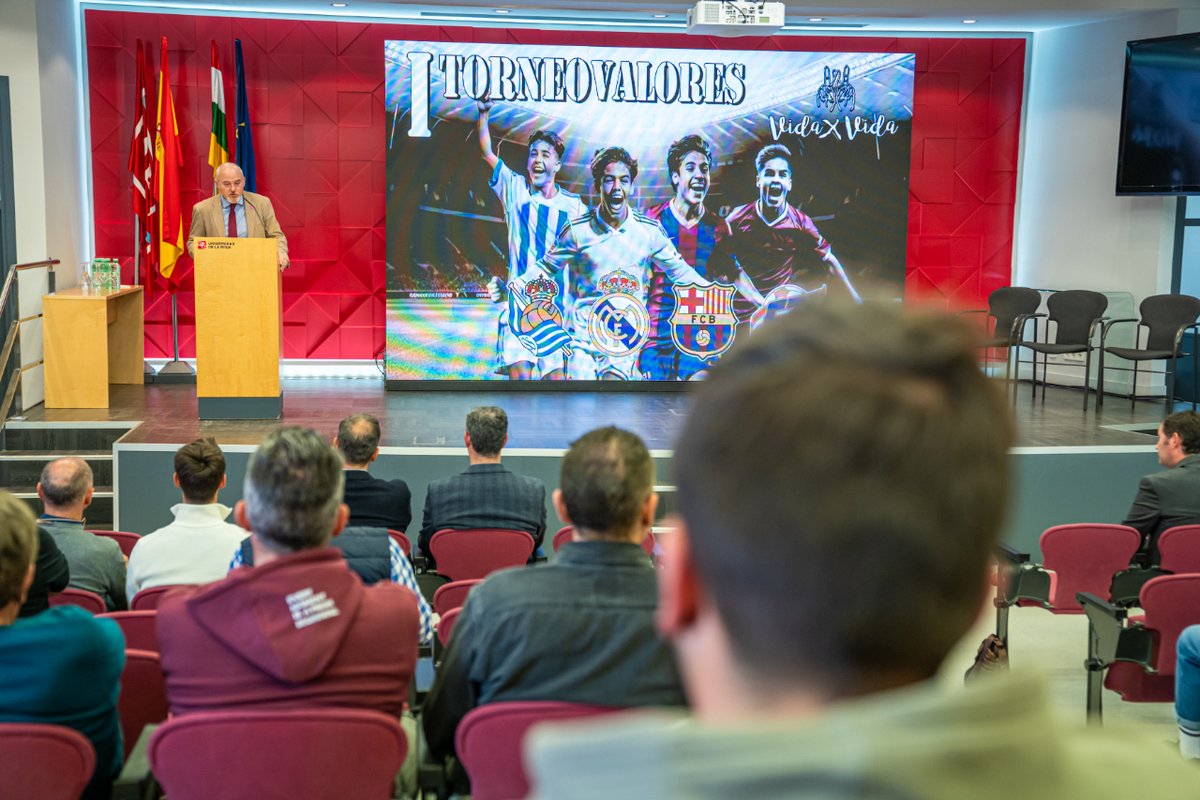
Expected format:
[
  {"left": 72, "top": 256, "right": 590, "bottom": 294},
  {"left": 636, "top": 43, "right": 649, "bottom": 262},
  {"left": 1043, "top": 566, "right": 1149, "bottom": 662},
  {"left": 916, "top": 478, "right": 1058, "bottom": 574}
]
[{"left": 43, "top": 286, "right": 144, "bottom": 408}]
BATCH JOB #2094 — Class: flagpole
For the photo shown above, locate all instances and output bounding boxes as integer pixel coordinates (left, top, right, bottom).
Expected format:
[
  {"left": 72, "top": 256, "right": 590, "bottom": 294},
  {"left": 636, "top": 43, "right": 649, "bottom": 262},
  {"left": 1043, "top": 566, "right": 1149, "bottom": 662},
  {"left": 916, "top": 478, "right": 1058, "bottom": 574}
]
[{"left": 156, "top": 291, "right": 195, "bottom": 379}]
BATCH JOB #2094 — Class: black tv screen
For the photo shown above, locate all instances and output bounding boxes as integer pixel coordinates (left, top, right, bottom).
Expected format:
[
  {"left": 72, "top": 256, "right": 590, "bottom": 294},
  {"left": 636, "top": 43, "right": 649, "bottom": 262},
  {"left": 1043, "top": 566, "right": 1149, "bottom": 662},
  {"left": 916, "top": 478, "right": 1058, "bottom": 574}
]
[{"left": 1117, "top": 32, "right": 1200, "bottom": 195}]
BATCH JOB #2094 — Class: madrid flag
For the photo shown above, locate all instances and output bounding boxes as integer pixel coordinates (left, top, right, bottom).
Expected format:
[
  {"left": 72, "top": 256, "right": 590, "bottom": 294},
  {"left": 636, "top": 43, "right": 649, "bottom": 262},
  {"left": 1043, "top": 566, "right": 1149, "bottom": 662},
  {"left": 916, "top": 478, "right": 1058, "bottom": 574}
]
[{"left": 154, "top": 36, "right": 184, "bottom": 284}]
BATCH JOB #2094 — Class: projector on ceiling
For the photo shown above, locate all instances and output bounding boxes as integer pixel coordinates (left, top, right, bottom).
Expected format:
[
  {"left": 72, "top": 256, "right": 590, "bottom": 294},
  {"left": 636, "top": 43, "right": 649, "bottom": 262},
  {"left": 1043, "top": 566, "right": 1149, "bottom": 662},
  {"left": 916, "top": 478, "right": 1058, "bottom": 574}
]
[{"left": 686, "top": 1, "right": 786, "bottom": 36}]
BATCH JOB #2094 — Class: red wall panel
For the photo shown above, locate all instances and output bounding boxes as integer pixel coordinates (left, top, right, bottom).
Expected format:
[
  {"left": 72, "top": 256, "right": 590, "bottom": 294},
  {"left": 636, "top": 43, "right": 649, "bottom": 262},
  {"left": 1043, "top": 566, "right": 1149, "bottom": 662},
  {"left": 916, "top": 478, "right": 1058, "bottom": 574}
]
[{"left": 85, "top": 11, "right": 1025, "bottom": 359}]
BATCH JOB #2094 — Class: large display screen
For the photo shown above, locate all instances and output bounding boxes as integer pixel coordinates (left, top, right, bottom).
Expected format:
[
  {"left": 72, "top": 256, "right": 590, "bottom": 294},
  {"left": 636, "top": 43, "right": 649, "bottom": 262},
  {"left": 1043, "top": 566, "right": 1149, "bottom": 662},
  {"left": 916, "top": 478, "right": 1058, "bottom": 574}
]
[
  {"left": 1117, "top": 32, "right": 1200, "bottom": 195},
  {"left": 385, "top": 40, "right": 914, "bottom": 382}
]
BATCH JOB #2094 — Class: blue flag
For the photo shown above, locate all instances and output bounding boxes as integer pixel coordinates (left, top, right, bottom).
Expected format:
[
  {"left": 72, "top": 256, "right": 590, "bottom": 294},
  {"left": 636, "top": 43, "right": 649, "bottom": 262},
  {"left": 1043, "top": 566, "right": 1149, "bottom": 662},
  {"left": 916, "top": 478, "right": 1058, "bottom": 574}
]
[{"left": 234, "top": 39, "right": 257, "bottom": 193}]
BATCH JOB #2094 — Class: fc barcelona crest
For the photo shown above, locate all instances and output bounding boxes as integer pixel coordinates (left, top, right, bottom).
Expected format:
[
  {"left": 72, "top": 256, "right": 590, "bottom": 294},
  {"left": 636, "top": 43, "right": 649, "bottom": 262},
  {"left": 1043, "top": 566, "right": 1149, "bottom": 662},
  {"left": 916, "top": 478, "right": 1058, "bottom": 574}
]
[{"left": 671, "top": 283, "right": 737, "bottom": 359}]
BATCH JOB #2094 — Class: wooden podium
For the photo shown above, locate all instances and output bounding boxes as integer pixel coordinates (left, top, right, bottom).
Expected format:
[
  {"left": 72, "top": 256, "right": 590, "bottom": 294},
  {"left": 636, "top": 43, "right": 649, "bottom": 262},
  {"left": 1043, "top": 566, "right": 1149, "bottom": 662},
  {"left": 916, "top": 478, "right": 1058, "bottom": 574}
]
[{"left": 193, "top": 237, "right": 282, "bottom": 419}]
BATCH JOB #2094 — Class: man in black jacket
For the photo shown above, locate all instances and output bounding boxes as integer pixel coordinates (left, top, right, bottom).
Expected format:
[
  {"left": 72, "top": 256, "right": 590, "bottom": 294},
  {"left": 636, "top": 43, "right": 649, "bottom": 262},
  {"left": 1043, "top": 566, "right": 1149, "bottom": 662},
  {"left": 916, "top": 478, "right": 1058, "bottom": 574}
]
[
  {"left": 1123, "top": 410, "right": 1200, "bottom": 565},
  {"left": 334, "top": 413, "right": 412, "bottom": 533}
]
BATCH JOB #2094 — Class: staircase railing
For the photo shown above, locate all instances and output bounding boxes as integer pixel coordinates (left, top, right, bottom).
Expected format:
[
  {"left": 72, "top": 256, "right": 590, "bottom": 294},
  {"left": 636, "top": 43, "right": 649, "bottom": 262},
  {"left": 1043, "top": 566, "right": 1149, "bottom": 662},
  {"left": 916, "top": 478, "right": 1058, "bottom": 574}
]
[{"left": 0, "top": 259, "right": 59, "bottom": 433}]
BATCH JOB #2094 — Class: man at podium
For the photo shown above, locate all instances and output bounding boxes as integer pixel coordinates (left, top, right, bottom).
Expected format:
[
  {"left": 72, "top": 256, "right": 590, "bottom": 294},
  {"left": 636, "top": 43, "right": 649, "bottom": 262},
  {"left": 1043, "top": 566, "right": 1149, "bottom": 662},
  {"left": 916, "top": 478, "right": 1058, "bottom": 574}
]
[{"left": 186, "top": 162, "right": 289, "bottom": 270}]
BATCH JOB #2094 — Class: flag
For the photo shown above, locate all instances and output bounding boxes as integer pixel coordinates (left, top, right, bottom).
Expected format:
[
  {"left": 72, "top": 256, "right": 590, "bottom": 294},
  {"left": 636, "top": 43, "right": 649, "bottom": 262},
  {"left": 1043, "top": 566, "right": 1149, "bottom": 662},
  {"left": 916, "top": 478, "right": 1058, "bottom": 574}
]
[
  {"left": 126, "top": 39, "right": 157, "bottom": 296},
  {"left": 234, "top": 39, "right": 257, "bottom": 193},
  {"left": 154, "top": 36, "right": 184, "bottom": 284},
  {"left": 207, "top": 41, "right": 229, "bottom": 171}
]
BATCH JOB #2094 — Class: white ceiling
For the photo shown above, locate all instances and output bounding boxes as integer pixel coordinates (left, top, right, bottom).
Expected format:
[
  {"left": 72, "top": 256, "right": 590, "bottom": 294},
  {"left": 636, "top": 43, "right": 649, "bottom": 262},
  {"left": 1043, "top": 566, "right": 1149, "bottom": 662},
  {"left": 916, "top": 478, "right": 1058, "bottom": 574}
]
[{"left": 90, "top": 0, "right": 1200, "bottom": 34}]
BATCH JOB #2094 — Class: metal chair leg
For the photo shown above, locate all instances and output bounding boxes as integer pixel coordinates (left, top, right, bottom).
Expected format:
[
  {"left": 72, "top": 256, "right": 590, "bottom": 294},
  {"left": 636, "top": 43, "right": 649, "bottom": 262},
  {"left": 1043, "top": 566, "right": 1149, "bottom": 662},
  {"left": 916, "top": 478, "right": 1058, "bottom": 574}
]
[
  {"left": 1084, "top": 348, "right": 1094, "bottom": 412},
  {"left": 1167, "top": 356, "right": 1177, "bottom": 416},
  {"left": 1084, "top": 623, "right": 1105, "bottom": 726},
  {"left": 1131, "top": 361, "right": 1138, "bottom": 411}
]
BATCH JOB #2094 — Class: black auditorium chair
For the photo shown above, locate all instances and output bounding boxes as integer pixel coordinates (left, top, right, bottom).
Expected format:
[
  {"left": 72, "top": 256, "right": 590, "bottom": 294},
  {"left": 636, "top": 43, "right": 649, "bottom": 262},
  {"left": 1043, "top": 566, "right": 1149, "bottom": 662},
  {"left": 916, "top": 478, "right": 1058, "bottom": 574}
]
[
  {"left": 1016, "top": 289, "right": 1108, "bottom": 410},
  {"left": 960, "top": 286, "right": 1042, "bottom": 396},
  {"left": 1097, "top": 293, "right": 1200, "bottom": 414}
]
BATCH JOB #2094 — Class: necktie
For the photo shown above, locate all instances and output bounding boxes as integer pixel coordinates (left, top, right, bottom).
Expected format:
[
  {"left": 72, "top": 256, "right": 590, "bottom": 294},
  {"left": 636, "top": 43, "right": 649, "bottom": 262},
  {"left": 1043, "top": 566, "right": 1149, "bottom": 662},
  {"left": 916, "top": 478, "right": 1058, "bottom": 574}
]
[{"left": 227, "top": 202, "right": 238, "bottom": 237}]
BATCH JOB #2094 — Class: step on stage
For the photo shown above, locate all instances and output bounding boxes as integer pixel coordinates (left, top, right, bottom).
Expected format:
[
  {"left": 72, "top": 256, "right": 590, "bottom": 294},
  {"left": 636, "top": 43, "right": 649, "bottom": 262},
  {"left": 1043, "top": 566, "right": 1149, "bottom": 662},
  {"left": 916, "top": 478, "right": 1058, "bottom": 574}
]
[{"left": 2, "top": 378, "right": 1181, "bottom": 553}]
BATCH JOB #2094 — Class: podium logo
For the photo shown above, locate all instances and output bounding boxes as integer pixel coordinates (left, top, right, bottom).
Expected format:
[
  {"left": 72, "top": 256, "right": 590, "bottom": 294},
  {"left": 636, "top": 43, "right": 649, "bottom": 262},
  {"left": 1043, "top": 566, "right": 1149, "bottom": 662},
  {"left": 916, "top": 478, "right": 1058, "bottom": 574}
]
[
  {"left": 200, "top": 241, "right": 236, "bottom": 250},
  {"left": 197, "top": 241, "right": 207, "bottom": 250}
]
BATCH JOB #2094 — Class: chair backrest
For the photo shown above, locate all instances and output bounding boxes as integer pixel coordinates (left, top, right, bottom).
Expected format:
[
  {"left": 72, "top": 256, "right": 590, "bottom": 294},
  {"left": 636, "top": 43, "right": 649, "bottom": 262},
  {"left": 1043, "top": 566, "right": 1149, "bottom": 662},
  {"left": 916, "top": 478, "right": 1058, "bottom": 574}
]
[
  {"left": 551, "top": 525, "right": 574, "bottom": 552},
  {"left": 1045, "top": 290, "right": 1108, "bottom": 345},
  {"left": 437, "top": 606, "right": 462, "bottom": 647},
  {"left": 0, "top": 723, "right": 96, "bottom": 800},
  {"left": 429, "top": 528, "right": 535, "bottom": 582},
  {"left": 148, "top": 708, "right": 407, "bottom": 800},
  {"left": 1139, "top": 293, "right": 1200, "bottom": 352},
  {"left": 386, "top": 529, "right": 411, "bottom": 558},
  {"left": 117, "top": 649, "right": 169, "bottom": 758},
  {"left": 432, "top": 579, "right": 483, "bottom": 616},
  {"left": 98, "top": 610, "right": 158, "bottom": 652},
  {"left": 456, "top": 702, "right": 618, "bottom": 800},
  {"left": 89, "top": 530, "right": 141, "bottom": 559},
  {"left": 1139, "top": 574, "right": 1200, "bottom": 675},
  {"left": 1039, "top": 524, "right": 1142, "bottom": 611},
  {"left": 553, "top": 526, "right": 656, "bottom": 558},
  {"left": 1158, "top": 525, "right": 1200, "bottom": 574},
  {"left": 130, "top": 584, "right": 185, "bottom": 611},
  {"left": 49, "top": 588, "right": 106, "bottom": 615},
  {"left": 987, "top": 286, "right": 1041, "bottom": 341}
]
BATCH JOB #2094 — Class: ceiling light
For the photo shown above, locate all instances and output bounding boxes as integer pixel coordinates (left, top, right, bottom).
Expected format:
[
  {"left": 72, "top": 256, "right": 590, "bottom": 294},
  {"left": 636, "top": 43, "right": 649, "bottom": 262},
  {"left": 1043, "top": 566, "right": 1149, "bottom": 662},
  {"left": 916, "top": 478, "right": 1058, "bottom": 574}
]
[
  {"left": 962, "top": 18, "right": 977, "bottom": 23},
  {"left": 330, "top": 2, "right": 347, "bottom": 6},
  {"left": 495, "top": 8, "right": 510, "bottom": 12},
  {"left": 808, "top": 17, "right": 823, "bottom": 22},
  {"left": 653, "top": 13, "right": 668, "bottom": 17}
]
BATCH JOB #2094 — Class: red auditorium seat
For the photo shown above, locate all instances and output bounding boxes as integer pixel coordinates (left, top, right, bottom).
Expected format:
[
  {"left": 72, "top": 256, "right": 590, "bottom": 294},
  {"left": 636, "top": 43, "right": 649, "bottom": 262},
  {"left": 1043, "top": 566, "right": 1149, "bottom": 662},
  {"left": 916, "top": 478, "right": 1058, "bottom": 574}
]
[
  {"left": 88, "top": 530, "right": 140, "bottom": 559},
  {"left": 432, "top": 579, "right": 482, "bottom": 616},
  {"left": 48, "top": 588, "right": 106, "bottom": 615},
  {"left": 116, "top": 649, "right": 168, "bottom": 758},
  {"left": 0, "top": 723, "right": 96, "bottom": 800},
  {"left": 98, "top": 611, "right": 158, "bottom": 652},
  {"left": 148, "top": 708, "right": 407, "bottom": 800},
  {"left": 428, "top": 528, "right": 535, "bottom": 581}
]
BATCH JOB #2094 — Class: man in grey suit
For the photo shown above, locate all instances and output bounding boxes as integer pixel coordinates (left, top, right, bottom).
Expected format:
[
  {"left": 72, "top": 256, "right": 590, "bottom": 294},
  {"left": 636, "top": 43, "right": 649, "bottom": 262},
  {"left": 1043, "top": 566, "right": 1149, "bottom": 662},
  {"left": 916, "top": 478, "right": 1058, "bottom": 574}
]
[
  {"left": 418, "top": 406, "right": 546, "bottom": 567},
  {"left": 1123, "top": 410, "right": 1200, "bottom": 565},
  {"left": 186, "top": 162, "right": 289, "bottom": 270}
]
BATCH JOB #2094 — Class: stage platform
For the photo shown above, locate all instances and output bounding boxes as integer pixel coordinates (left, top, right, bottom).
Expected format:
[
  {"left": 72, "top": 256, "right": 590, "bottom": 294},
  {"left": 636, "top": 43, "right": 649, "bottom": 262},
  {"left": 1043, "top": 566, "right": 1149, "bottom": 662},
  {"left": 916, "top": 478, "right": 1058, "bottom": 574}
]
[{"left": 4, "top": 377, "right": 1180, "bottom": 553}]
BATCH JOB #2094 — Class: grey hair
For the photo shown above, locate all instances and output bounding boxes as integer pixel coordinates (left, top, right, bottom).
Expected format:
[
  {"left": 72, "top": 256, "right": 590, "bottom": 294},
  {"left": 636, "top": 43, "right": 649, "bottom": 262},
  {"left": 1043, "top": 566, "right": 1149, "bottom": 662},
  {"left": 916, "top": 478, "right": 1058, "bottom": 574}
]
[
  {"left": 39, "top": 458, "right": 94, "bottom": 507},
  {"left": 243, "top": 426, "right": 345, "bottom": 552},
  {"left": 466, "top": 406, "right": 508, "bottom": 457}
]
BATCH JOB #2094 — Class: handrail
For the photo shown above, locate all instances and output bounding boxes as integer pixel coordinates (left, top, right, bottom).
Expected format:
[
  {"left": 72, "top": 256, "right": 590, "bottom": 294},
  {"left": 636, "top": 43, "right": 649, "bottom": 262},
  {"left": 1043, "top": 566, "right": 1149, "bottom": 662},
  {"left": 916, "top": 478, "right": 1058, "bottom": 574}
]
[{"left": 1, "top": 258, "right": 59, "bottom": 319}]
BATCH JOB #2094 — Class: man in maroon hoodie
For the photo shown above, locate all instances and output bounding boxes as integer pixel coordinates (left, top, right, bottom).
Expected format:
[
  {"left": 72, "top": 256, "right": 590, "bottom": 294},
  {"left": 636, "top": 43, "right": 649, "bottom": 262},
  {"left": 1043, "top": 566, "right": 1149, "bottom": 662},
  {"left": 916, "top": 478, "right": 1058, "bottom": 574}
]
[{"left": 157, "top": 426, "right": 419, "bottom": 717}]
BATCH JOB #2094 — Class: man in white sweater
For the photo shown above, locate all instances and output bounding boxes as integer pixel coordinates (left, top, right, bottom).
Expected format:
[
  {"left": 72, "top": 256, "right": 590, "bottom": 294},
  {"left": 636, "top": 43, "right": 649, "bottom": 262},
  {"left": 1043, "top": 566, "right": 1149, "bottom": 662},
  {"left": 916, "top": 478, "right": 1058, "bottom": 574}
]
[{"left": 126, "top": 438, "right": 247, "bottom": 603}]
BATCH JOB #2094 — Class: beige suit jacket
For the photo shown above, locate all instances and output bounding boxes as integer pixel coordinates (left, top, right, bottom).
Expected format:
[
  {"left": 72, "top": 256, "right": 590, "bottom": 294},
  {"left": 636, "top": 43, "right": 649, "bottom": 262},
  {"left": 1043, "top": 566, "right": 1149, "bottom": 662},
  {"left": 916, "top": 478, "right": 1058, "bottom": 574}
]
[{"left": 186, "top": 191, "right": 289, "bottom": 263}]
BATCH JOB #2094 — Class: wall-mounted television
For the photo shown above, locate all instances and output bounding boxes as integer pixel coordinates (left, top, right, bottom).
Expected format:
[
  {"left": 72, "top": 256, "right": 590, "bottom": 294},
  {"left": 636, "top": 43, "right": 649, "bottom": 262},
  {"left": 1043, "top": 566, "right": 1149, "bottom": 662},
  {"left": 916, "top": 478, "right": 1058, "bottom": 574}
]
[{"left": 1117, "top": 31, "right": 1200, "bottom": 195}]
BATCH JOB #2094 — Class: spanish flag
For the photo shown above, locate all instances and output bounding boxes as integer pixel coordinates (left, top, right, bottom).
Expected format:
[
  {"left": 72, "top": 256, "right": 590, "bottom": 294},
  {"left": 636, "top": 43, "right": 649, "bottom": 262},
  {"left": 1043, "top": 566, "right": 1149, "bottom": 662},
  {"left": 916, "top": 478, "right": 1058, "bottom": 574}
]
[
  {"left": 154, "top": 36, "right": 184, "bottom": 283},
  {"left": 207, "top": 41, "right": 229, "bottom": 170}
]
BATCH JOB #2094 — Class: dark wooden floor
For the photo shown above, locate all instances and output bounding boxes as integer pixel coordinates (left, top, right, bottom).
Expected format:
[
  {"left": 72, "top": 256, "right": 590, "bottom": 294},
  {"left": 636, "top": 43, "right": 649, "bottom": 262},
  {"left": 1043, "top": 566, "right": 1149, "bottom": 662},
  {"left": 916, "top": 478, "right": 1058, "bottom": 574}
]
[{"left": 11, "top": 377, "right": 1176, "bottom": 450}]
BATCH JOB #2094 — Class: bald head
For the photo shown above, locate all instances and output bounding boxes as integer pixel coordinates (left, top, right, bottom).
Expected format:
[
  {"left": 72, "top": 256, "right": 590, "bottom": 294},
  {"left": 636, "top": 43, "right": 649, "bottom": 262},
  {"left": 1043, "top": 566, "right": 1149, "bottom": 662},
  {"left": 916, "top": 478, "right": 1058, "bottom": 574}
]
[
  {"left": 335, "top": 413, "right": 381, "bottom": 467},
  {"left": 214, "top": 162, "right": 246, "bottom": 203},
  {"left": 38, "top": 457, "right": 94, "bottom": 518}
]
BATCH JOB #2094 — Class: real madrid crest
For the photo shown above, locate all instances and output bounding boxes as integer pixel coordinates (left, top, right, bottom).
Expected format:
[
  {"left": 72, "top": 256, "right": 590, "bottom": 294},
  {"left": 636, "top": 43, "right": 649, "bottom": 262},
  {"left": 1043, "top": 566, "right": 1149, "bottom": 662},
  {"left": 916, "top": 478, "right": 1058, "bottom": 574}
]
[{"left": 588, "top": 269, "right": 649, "bottom": 358}]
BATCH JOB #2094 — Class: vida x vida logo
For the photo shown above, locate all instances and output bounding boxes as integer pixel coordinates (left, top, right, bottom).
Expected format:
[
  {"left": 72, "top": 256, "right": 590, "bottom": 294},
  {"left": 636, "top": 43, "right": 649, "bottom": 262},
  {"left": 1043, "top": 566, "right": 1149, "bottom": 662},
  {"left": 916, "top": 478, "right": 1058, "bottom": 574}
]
[{"left": 816, "top": 65, "right": 855, "bottom": 113}]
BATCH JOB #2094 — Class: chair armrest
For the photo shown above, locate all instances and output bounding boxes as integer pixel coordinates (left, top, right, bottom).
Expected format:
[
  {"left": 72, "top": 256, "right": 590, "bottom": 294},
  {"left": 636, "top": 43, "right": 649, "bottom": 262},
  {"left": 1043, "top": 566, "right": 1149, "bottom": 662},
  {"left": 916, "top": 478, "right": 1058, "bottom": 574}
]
[
  {"left": 1000, "top": 563, "right": 1053, "bottom": 607},
  {"left": 1087, "top": 316, "right": 1111, "bottom": 340},
  {"left": 1100, "top": 317, "right": 1139, "bottom": 346},
  {"left": 994, "top": 544, "right": 1030, "bottom": 566},
  {"left": 1078, "top": 591, "right": 1157, "bottom": 670}
]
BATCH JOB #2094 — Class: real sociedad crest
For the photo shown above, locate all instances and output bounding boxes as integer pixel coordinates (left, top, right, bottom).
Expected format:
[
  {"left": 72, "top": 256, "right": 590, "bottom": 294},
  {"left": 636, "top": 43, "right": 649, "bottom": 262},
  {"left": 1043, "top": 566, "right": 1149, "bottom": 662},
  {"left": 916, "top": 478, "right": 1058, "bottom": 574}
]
[
  {"left": 588, "top": 269, "right": 649, "bottom": 358},
  {"left": 671, "top": 283, "right": 737, "bottom": 359}
]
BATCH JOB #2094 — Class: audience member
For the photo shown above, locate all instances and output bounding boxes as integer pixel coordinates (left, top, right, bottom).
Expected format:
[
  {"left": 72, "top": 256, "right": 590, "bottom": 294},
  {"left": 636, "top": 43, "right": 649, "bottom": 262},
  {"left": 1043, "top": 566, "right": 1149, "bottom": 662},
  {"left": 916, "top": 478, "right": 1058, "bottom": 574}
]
[
  {"left": 0, "top": 490, "right": 124, "bottom": 800},
  {"left": 1122, "top": 410, "right": 1200, "bottom": 565},
  {"left": 37, "top": 457, "right": 126, "bottom": 610},
  {"left": 18, "top": 526, "right": 69, "bottom": 617},
  {"left": 1177, "top": 625, "right": 1200, "bottom": 758},
  {"left": 423, "top": 426, "right": 685, "bottom": 761},
  {"left": 527, "top": 302, "right": 1196, "bottom": 797},
  {"left": 157, "top": 426, "right": 419, "bottom": 717},
  {"left": 418, "top": 406, "right": 546, "bottom": 566},
  {"left": 335, "top": 413, "right": 412, "bottom": 532},
  {"left": 125, "top": 438, "right": 247, "bottom": 602},
  {"left": 229, "top": 525, "right": 435, "bottom": 646}
]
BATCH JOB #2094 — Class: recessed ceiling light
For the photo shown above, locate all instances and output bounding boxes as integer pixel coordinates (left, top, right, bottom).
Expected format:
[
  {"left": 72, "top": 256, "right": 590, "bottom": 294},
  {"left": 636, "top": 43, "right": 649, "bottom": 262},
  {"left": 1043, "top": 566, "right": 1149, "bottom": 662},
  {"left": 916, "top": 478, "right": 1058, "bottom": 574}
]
[
  {"left": 330, "top": 2, "right": 347, "bottom": 6},
  {"left": 652, "top": 13, "right": 668, "bottom": 17},
  {"left": 809, "top": 17, "right": 823, "bottom": 22},
  {"left": 495, "top": 8, "right": 510, "bottom": 12},
  {"left": 962, "top": 18, "right": 977, "bottom": 23}
]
